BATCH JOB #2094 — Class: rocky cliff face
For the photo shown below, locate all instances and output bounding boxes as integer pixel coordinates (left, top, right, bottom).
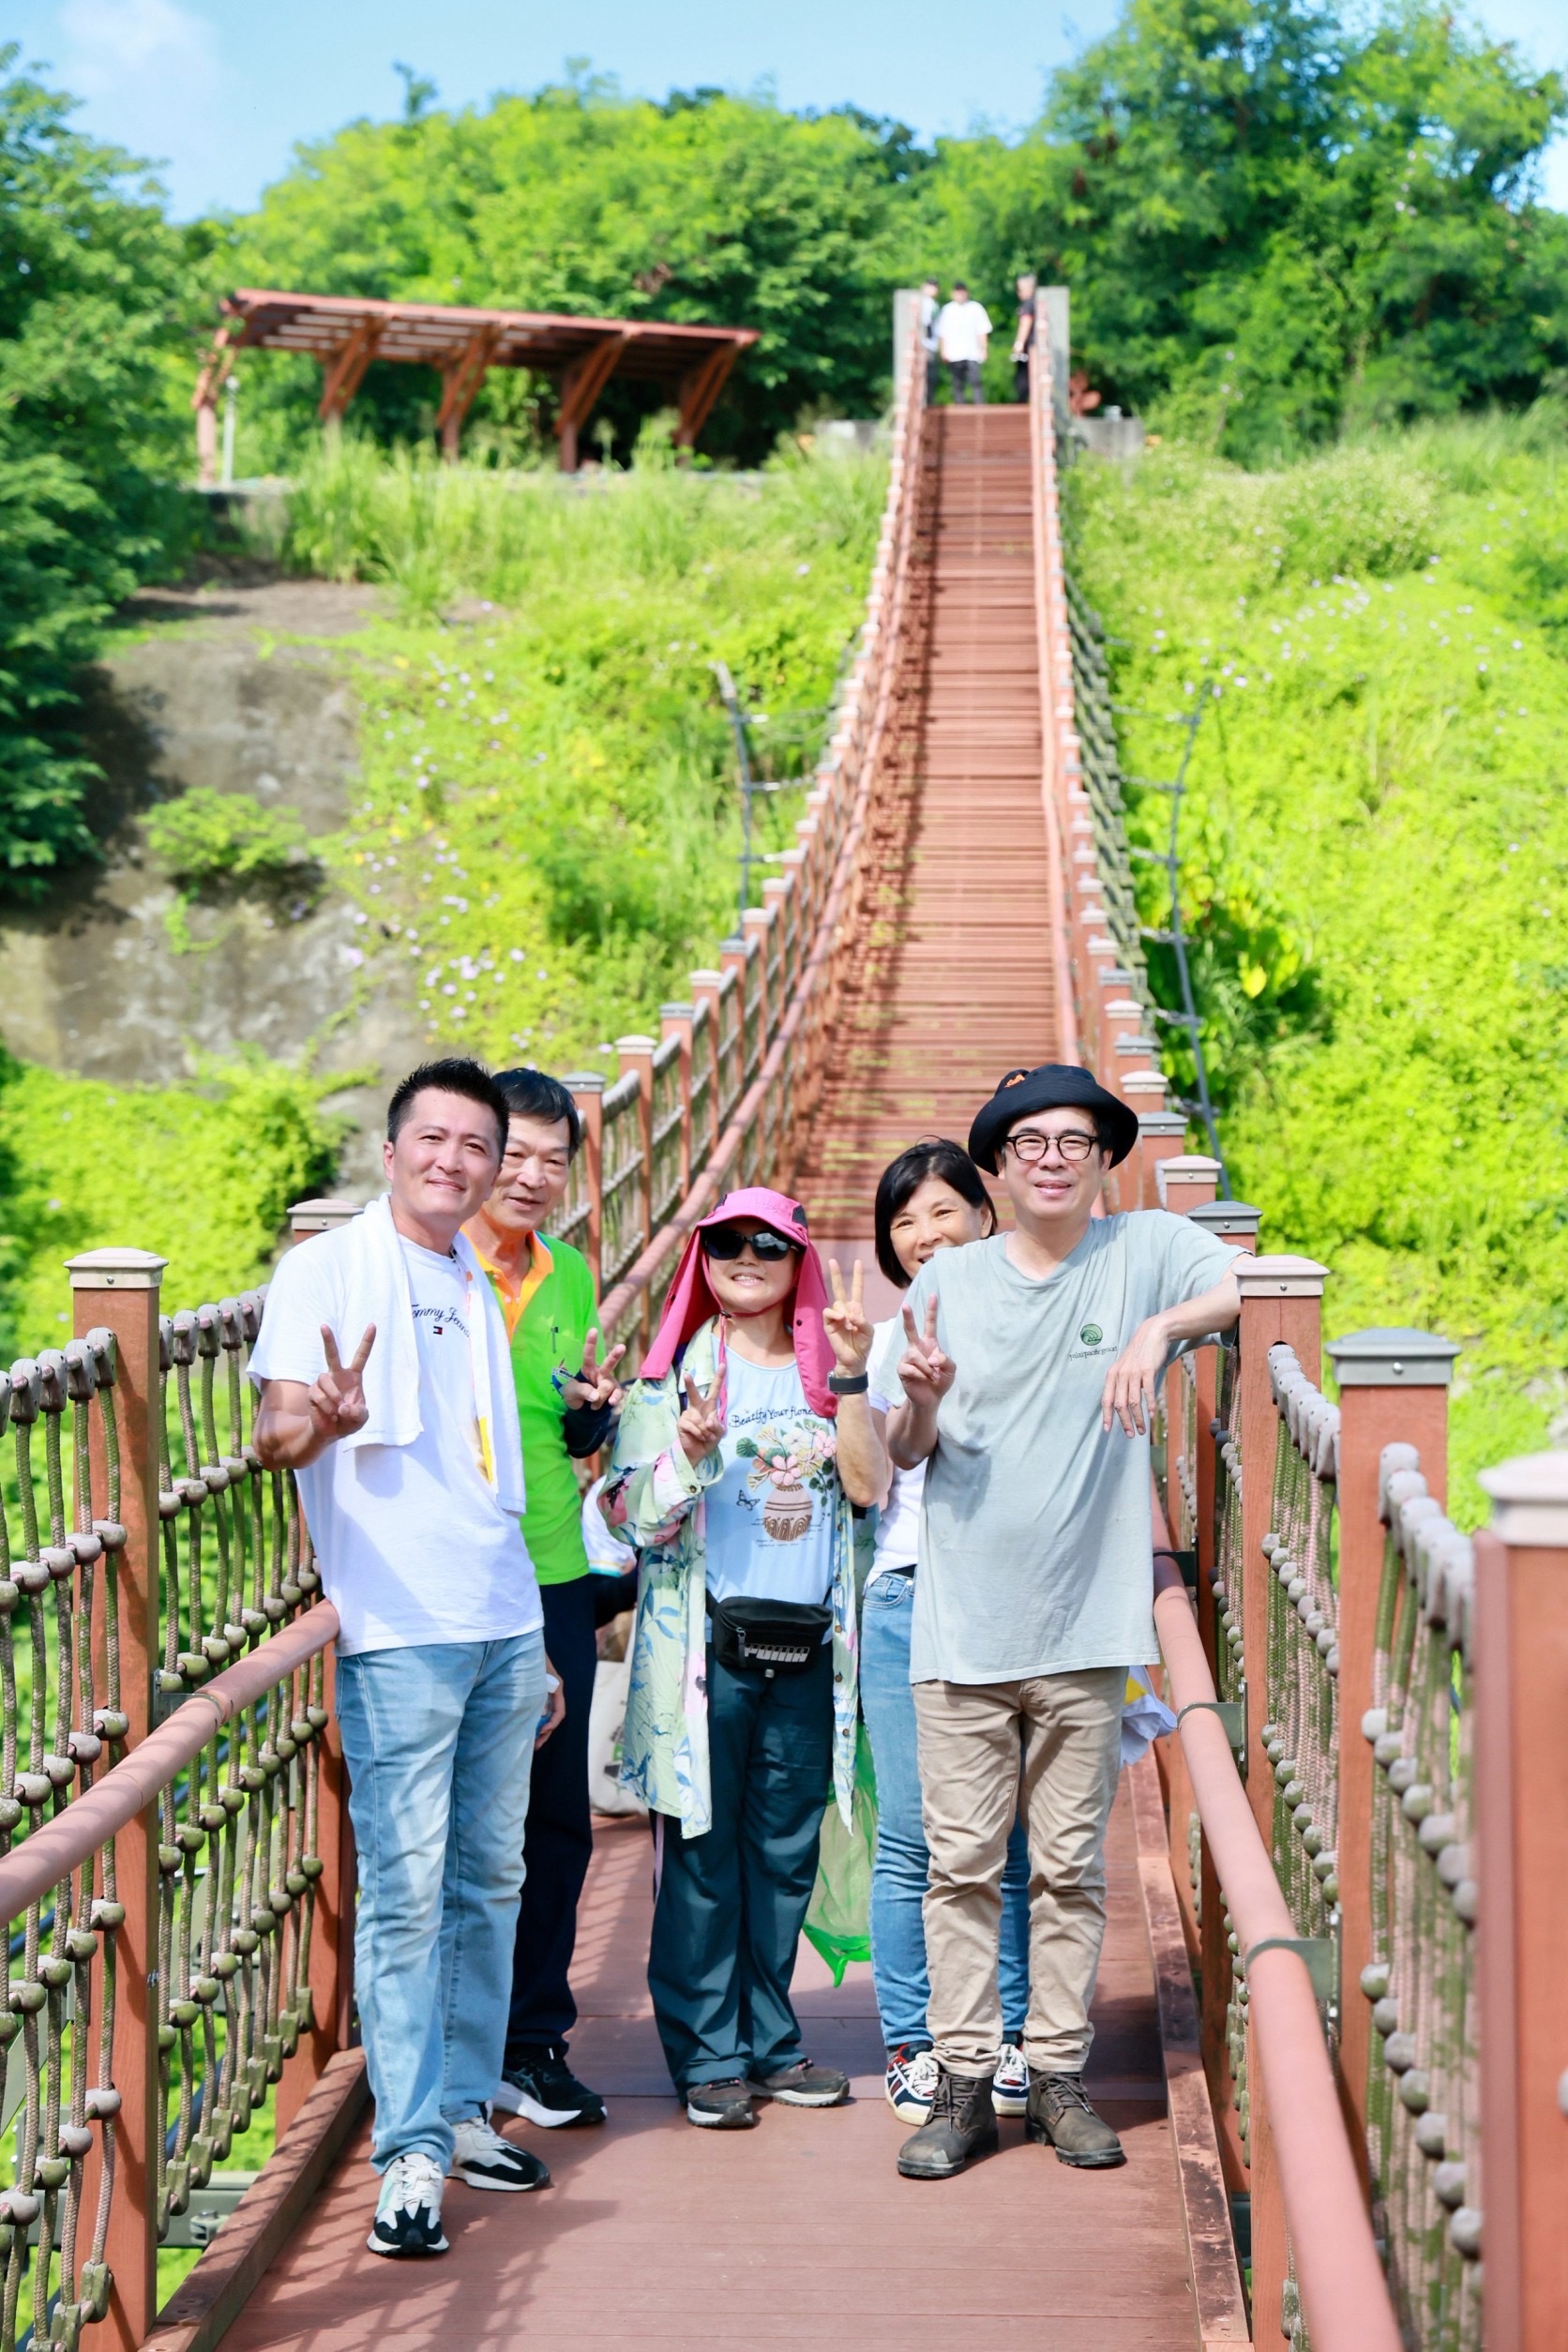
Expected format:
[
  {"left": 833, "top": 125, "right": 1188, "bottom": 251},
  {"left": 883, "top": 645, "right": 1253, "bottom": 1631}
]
[{"left": 0, "top": 577, "right": 425, "bottom": 1189}]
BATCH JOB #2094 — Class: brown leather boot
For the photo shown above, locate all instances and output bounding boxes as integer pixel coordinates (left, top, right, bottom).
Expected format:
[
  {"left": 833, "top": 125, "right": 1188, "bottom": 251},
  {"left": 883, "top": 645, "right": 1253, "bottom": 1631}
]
[
  {"left": 896, "top": 2064, "right": 1000, "bottom": 2179},
  {"left": 1025, "top": 2070, "right": 1126, "bottom": 2167}
]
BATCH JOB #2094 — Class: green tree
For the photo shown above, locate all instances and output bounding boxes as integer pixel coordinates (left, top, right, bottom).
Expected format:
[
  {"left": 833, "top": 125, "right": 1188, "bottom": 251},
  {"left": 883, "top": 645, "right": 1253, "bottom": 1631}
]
[
  {"left": 0, "top": 48, "right": 199, "bottom": 888},
  {"left": 922, "top": 0, "right": 1568, "bottom": 458}
]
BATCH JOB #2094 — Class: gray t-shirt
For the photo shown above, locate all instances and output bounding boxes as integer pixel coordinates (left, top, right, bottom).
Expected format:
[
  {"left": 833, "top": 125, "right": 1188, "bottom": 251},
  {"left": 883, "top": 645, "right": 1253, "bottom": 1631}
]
[{"left": 903, "top": 1214, "right": 1239, "bottom": 1684}]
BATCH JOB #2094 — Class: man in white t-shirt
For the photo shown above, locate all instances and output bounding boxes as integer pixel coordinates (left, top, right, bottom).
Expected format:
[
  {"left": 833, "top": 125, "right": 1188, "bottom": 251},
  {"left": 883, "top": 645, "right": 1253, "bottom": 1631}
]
[
  {"left": 936, "top": 282, "right": 991, "bottom": 406},
  {"left": 251, "top": 1057, "right": 565, "bottom": 2259}
]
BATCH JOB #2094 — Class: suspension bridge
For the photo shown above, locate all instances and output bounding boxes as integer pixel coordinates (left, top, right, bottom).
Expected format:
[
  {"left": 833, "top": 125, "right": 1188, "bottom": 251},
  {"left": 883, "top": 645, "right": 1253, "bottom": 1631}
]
[{"left": 0, "top": 302, "right": 1560, "bottom": 2352}]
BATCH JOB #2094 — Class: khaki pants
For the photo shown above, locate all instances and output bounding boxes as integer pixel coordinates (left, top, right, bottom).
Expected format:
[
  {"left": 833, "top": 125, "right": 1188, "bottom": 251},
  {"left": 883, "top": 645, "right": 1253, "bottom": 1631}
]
[{"left": 913, "top": 1666, "right": 1123, "bottom": 2075}]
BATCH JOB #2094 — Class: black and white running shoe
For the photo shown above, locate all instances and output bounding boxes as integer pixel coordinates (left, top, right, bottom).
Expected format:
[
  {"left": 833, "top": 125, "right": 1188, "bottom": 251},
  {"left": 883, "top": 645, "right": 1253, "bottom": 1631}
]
[
  {"left": 449, "top": 2116, "right": 550, "bottom": 2192},
  {"left": 686, "top": 2076, "right": 758, "bottom": 2129},
  {"left": 367, "top": 2153, "right": 448, "bottom": 2256},
  {"left": 492, "top": 2044, "right": 607, "bottom": 2129}
]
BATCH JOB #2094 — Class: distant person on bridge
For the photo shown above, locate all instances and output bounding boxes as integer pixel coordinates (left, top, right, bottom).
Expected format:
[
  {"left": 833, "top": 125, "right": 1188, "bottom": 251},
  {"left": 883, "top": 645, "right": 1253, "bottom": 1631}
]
[
  {"left": 464, "top": 1067, "right": 628, "bottom": 2138},
  {"left": 937, "top": 282, "right": 991, "bottom": 405},
  {"left": 604, "top": 1189, "right": 882, "bottom": 2129},
  {"left": 1010, "top": 272, "right": 1037, "bottom": 403},
  {"left": 855, "top": 1141, "right": 1033, "bottom": 2127},
  {"left": 919, "top": 274, "right": 942, "bottom": 406},
  {"left": 884, "top": 1064, "right": 1243, "bottom": 2181},
  {"left": 251, "top": 1057, "right": 566, "bottom": 2258}
]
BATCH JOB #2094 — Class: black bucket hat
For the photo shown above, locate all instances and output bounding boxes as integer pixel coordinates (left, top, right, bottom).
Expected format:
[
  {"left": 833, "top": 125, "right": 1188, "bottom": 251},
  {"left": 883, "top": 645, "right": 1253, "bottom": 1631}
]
[{"left": 967, "top": 1063, "right": 1139, "bottom": 1172}]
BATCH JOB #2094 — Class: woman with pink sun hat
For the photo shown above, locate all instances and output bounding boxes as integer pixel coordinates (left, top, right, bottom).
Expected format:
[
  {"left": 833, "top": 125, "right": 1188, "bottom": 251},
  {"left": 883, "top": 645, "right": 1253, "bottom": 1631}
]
[{"left": 603, "top": 1185, "right": 882, "bottom": 2130}]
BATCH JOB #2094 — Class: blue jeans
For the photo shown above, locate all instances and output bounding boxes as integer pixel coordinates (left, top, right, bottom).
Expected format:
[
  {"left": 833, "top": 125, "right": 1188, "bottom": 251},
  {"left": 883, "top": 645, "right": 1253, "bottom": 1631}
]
[
  {"left": 860, "top": 1574, "right": 1029, "bottom": 2049},
  {"left": 336, "top": 1631, "right": 548, "bottom": 2171}
]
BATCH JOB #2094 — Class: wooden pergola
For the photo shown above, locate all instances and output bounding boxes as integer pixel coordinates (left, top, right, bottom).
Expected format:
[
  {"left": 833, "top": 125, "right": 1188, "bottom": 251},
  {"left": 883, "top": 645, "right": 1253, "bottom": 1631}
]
[{"left": 193, "top": 290, "right": 760, "bottom": 476}]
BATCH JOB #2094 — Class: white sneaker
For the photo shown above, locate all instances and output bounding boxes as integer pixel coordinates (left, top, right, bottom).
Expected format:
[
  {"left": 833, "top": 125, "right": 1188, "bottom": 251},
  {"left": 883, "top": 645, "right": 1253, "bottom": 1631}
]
[
  {"left": 992, "top": 2043, "right": 1031, "bottom": 2118},
  {"left": 368, "top": 2152, "right": 447, "bottom": 2256},
  {"left": 884, "top": 2043, "right": 940, "bottom": 2123},
  {"left": 449, "top": 2115, "right": 550, "bottom": 2193}
]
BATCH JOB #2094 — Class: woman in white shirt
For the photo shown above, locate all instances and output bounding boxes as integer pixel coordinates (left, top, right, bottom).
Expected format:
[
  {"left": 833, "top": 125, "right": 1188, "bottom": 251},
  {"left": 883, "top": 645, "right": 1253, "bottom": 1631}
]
[{"left": 860, "top": 1142, "right": 1033, "bottom": 2124}]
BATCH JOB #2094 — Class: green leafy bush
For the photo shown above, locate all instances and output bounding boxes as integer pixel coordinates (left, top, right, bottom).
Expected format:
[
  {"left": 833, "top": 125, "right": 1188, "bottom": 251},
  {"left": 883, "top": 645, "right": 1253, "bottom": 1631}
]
[
  {"left": 144, "top": 788, "right": 312, "bottom": 886},
  {"left": 1069, "top": 414, "right": 1568, "bottom": 1521},
  {"left": 290, "top": 437, "right": 882, "bottom": 1069},
  {"left": 0, "top": 1052, "right": 346, "bottom": 1352}
]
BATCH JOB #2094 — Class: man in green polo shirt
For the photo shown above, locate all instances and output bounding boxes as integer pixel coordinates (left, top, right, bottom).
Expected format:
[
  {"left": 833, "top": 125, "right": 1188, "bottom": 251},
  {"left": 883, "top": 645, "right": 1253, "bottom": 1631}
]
[{"left": 465, "top": 1067, "right": 626, "bottom": 2130}]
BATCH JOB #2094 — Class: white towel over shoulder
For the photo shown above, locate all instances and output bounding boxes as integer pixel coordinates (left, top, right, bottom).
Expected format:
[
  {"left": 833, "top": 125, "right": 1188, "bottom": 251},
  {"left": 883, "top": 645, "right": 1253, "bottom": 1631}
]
[{"left": 257, "top": 1194, "right": 526, "bottom": 1517}]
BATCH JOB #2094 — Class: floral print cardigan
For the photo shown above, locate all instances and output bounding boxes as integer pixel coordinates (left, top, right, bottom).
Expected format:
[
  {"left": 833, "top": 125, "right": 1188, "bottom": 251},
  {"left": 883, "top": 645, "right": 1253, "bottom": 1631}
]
[{"left": 604, "top": 1315, "right": 859, "bottom": 1840}]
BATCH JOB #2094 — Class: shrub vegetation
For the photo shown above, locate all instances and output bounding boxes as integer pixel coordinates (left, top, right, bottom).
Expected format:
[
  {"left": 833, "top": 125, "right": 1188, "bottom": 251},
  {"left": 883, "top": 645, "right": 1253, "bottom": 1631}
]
[
  {"left": 291, "top": 431, "right": 884, "bottom": 1067},
  {"left": 1068, "top": 410, "right": 1568, "bottom": 1521}
]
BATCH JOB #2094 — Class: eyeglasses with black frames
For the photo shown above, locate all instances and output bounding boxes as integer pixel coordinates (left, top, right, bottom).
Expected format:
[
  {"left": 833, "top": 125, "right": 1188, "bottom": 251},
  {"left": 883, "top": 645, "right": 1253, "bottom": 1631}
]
[{"left": 1001, "top": 1128, "right": 1101, "bottom": 1166}]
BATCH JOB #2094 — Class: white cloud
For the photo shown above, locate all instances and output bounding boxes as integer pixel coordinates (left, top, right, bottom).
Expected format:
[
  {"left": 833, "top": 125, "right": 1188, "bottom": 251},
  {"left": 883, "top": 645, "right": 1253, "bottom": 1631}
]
[{"left": 56, "top": 0, "right": 220, "bottom": 105}]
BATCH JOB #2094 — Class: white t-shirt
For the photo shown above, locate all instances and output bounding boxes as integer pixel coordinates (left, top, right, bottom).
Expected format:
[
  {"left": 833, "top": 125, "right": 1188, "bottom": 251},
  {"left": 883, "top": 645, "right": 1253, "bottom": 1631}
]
[
  {"left": 937, "top": 299, "right": 992, "bottom": 365},
  {"left": 702, "top": 1353, "right": 837, "bottom": 1609},
  {"left": 249, "top": 1234, "right": 543, "bottom": 1655},
  {"left": 867, "top": 1316, "right": 923, "bottom": 1574}
]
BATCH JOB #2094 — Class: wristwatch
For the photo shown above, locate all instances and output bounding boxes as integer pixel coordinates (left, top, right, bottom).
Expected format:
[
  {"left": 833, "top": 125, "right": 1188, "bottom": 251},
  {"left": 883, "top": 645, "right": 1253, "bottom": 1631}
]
[{"left": 827, "top": 1370, "right": 870, "bottom": 1395}]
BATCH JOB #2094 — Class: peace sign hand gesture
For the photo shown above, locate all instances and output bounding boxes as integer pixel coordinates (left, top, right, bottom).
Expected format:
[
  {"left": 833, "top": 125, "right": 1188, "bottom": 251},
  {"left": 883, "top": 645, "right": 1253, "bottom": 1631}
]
[
  {"left": 559, "top": 1326, "right": 627, "bottom": 1414},
  {"left": 677, "top": 1372, "right": 725, "bottom": 1468},
  {"left": 823, "top": 1258, "right": 874, "bottom": 1378},
  {"left": 309, "top": 1323, "right": 375, "bottom": 1442},
  {"left": 897, "top": 1296, "right": 956, "bottom": 1404}
]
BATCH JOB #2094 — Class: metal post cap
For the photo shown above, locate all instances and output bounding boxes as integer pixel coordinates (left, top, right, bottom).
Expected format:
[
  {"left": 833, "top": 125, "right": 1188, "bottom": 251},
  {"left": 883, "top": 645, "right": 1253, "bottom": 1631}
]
[
  {"left": 1324, "top": 1328, "right": 1460, "bottom": 1388},
  {"left": 1188, "top": 1200, "right": 1260, "bottom": 1235},
  {"left": 1478, "top": 1451, "right": 1568, "bottom": 1546},
  {"left": 1235, "top": 1253, "right": 1328, "bottom": 1298},
  {"left": 65, "top": 1247, "right": 168, "bottom": 1291}
]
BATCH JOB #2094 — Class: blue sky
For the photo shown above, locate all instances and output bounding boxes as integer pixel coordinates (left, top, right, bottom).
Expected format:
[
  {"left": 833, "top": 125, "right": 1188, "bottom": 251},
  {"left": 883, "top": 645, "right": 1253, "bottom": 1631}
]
[{"left": 10, "top": 0, "right": 1568, "bottom": 217}]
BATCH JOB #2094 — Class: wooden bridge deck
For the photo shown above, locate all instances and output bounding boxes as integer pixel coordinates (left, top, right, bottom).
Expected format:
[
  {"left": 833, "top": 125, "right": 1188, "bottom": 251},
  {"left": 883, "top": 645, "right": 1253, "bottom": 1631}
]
[{"left": 225, "top": 1792, "right": 1200, "bottom": 2351}]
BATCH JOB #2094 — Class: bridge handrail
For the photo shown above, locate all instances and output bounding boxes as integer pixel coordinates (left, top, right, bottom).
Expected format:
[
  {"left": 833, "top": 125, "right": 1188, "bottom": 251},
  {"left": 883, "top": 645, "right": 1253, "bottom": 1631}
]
[{"left": 1153, "top": 1541, "right": 1402, "bottom": 2352}]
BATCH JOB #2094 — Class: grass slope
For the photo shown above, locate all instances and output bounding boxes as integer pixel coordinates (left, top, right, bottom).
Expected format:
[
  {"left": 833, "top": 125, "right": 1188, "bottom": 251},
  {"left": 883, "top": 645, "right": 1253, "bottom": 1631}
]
[
  {"left": 1070, "top": 413, "right": 1568, "bottom": 1524},
  {"left": 279, "top": 434, "right": 884, "bottom": 1072}
]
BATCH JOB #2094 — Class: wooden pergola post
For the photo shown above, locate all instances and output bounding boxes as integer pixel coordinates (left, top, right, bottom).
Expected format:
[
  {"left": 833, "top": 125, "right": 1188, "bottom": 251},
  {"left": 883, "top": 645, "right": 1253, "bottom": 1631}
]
[
  {"left": 317, "top": 317, "right": 384, "bottom": 425},
  {"left": 437, "top": 327, "right": 500, "bottom": 461},
  {"left": 675, "top": 342, "right": 740, "bottom": 453},
  {"left": 555, "top": 333, "right": 629, "bottom": 472}
]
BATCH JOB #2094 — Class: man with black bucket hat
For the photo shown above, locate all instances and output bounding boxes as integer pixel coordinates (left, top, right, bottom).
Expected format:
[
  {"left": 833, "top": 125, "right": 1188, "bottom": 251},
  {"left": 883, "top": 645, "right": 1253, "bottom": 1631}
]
[{"left": 884, "top": 1063, "right": 1242, "bottom": 2180}]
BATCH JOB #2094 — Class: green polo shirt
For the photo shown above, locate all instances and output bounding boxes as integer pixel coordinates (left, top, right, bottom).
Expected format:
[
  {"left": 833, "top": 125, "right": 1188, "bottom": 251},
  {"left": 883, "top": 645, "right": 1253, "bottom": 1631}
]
[{"left": 475, "top": 1232, "right": 597, "bottom": 1586}]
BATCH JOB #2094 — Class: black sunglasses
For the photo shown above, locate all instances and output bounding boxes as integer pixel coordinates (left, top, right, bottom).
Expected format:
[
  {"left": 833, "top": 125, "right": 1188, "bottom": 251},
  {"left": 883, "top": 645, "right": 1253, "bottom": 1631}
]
[{"left": 701, "top": 1224, "right": 800, "bottom": 1263}]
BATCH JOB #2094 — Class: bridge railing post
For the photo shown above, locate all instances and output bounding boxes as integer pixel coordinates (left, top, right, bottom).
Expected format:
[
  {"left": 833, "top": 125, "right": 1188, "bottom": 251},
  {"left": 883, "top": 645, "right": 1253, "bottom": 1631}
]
[
  {"left": 68, "top": 1248, "right": 166, "bottom": 2352},
  {"left": 565, "top": 1075, "right": 605, "bottom": 1293},
  {"left": 1234, "top": 1251, "right": 1328, "bottom": 2343},
  {"left": 1324, "top": 1326, "right": 1458, "bottom": 2198},
  {"left": 1473, "top": 1452, "right": 1568, "bottom": 2351}
]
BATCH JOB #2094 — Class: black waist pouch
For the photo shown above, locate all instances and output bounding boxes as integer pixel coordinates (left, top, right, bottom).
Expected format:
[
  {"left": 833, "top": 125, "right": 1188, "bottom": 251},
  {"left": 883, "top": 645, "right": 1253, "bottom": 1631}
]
[{"left": 706, "top": 1591, "right": 832, "bottom": 1678}]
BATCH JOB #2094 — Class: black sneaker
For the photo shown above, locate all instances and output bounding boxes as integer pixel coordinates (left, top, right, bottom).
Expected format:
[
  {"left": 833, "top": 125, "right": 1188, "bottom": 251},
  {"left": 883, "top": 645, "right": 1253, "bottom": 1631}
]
[
  {"left": 367, "top": 2152, "right": 448, "bottom": 2255},
  {"left": 896, "top": 2066, "right": 1000, "bottom": 2179},
  {"left": 1025, "top": 2071, "right": 1126, "bottom": 2168},
  {"left": 747, "top": 2059, "right": 850, "bottom": 2108},
  {"left": 492, "top": 2044, "right": 607, "bottom": 2129},
  {"left": 686, "top": 2077, "right": 758, "bottom": 2130}
]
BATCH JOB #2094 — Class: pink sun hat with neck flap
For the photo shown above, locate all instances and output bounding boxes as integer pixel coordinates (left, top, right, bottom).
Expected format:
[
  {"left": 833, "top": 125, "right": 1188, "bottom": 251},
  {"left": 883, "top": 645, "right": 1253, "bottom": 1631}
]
[{"left": 640, "top": 1186, "right": 838, "bottom": 1418}]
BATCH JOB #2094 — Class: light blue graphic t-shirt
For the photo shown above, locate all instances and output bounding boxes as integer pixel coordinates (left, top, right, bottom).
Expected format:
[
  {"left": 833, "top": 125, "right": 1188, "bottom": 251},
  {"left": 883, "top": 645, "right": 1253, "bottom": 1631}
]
[{"left": 703, "top": 1351, "right": 837, "bottom": 1608}]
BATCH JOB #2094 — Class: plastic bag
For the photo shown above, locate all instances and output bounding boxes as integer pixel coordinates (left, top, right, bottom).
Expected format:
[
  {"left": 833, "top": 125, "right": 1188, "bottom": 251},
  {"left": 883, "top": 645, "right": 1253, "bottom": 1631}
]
[
  {"left": 1121, "top": 1661, "right": 1177, "bottom": 1767},
  {"left": 803, "top": 1719, "right": 878, "bottom": 1984},
  {"left": 587, "top": 1650, "right": 646, "bottom": 1817}
]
